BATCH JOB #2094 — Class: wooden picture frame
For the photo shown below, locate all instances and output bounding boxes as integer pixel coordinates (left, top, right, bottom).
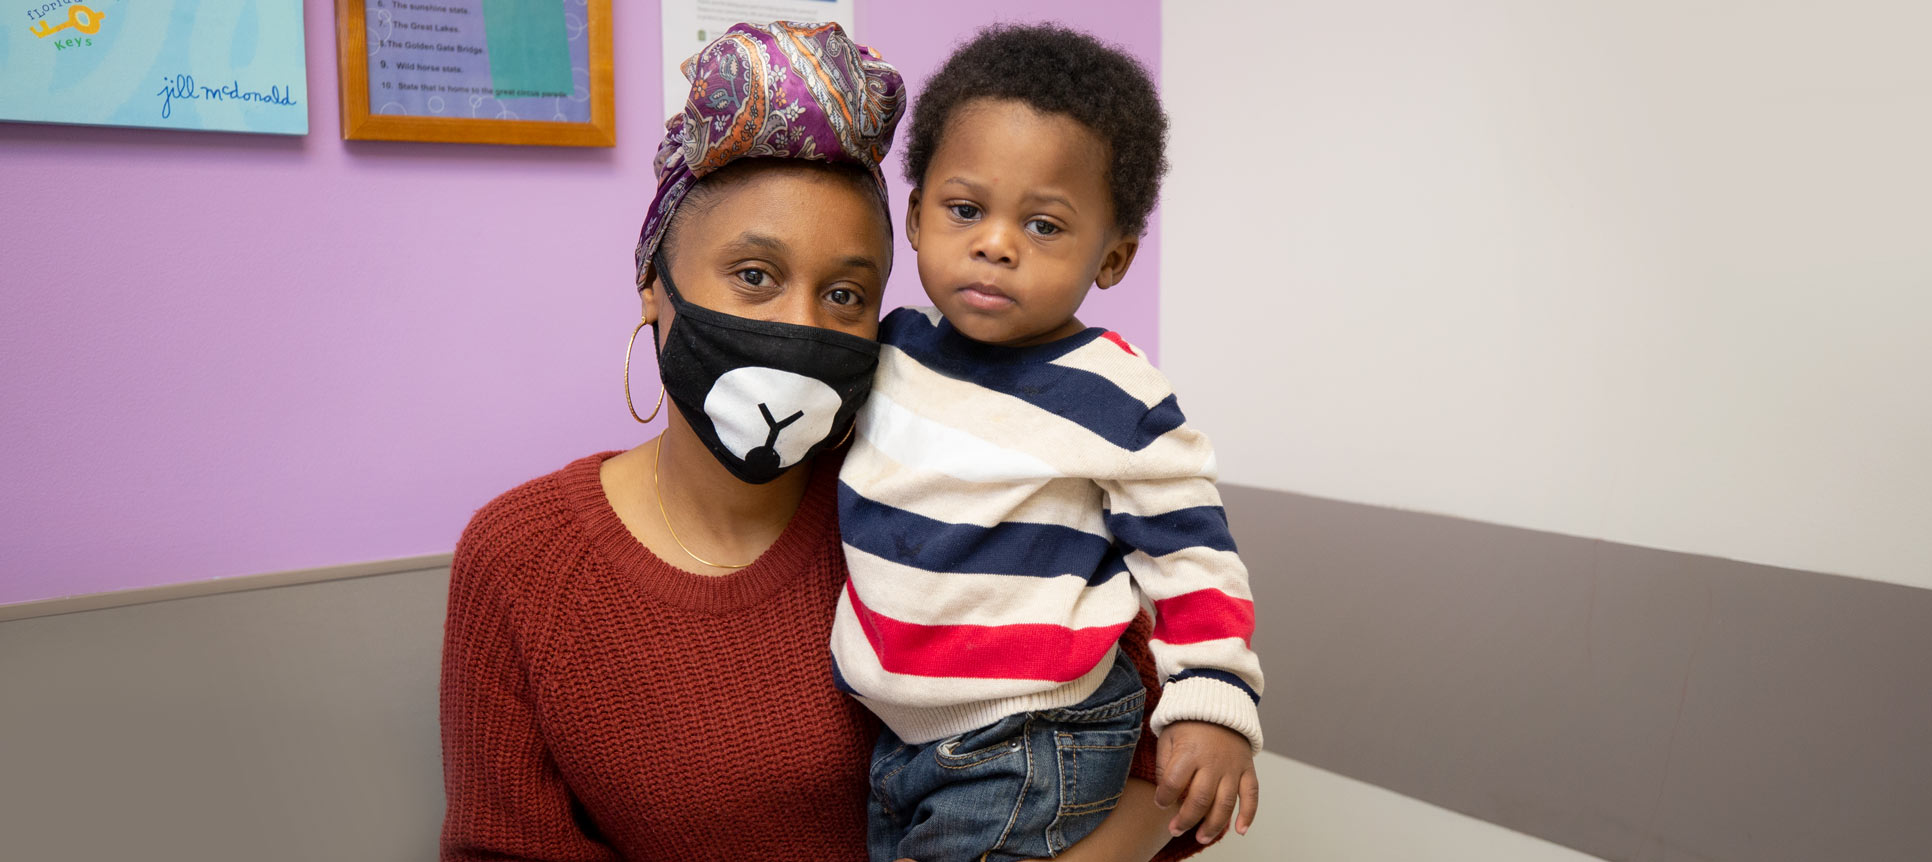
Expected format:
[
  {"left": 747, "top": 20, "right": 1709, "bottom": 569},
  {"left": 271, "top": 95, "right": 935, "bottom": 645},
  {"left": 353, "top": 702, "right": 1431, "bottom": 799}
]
[{"left": 334, "top": 0, "right": 614, "bottom": 147}]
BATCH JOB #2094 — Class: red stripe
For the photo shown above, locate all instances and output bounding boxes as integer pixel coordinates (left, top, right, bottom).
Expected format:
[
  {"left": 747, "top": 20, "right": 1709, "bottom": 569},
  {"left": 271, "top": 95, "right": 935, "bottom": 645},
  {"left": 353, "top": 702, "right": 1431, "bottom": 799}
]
[
  {"left": 847, "top": 584, "right": 1129, "bottom": 681},
  {"left": 1152, "top": 589, "right": 1254, "bottom": 647},
  {"left": 1100, "top": 331, "right": 1137, "bottom": 355}
]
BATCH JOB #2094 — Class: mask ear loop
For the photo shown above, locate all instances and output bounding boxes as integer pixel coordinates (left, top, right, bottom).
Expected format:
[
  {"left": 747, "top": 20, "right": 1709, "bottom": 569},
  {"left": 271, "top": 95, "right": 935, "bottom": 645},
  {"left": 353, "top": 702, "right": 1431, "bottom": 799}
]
[{"left": 653, "top": 252, "right": 687, "bottom": 304}]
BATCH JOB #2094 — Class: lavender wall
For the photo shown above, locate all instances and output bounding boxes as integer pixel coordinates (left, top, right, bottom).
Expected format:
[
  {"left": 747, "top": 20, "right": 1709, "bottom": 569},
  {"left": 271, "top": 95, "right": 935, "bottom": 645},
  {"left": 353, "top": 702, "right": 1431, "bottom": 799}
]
[{"left": 0, "top": 1, "right": 1160, "bottom": 606}]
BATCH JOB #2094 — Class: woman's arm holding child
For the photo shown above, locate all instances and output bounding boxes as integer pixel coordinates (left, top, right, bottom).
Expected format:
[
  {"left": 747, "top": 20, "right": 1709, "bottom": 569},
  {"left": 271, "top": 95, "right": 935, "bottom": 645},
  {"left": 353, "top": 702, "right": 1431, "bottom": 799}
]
[{"left": 1033, "top": 779, "right": 1185, "bottom": 861}]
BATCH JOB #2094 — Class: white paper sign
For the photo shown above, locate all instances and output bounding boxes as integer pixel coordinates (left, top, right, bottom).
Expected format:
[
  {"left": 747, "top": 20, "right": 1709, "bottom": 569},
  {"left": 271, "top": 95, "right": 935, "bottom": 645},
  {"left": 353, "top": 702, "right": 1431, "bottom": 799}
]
[{"left": 659, "top": 0, "right": 857, "bottom": 121}]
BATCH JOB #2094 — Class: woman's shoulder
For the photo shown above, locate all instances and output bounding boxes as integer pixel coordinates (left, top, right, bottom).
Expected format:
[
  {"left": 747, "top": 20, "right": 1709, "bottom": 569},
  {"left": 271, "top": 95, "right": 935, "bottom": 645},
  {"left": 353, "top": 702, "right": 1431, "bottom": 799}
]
[{"left": 451, "top": 451, "right": 618, "bottom": 601}]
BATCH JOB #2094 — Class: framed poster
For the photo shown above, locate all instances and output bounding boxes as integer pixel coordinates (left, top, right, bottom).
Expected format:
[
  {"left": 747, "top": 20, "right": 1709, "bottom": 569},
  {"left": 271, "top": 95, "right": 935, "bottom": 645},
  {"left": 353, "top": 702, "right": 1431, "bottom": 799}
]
[
  {"left": 334, "top": 0, "right": 613, "bottom": 147},
  {"left": 0, "top": 1, "right": 308, "bottom": 135}
]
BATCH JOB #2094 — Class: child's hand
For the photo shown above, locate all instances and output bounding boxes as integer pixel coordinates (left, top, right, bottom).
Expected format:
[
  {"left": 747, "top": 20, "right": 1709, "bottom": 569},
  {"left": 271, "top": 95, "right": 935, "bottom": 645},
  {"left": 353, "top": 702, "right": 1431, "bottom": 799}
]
[{"left": 1153, "top": 720, "right": 1259, "bottom": 843}]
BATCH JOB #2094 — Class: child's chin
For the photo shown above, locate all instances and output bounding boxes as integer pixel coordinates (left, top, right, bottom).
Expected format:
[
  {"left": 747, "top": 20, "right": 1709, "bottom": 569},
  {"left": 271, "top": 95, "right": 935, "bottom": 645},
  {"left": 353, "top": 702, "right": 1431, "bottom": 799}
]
[{"left": 951, "top": 321, "right": 1014, "bottom": 346}]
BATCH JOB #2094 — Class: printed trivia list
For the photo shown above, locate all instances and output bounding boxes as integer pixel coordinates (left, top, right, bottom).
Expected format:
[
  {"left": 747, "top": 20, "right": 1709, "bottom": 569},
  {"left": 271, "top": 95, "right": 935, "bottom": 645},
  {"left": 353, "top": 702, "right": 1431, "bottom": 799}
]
[{"left": 363, "top": 0, "right": 582, "bottom": 119}]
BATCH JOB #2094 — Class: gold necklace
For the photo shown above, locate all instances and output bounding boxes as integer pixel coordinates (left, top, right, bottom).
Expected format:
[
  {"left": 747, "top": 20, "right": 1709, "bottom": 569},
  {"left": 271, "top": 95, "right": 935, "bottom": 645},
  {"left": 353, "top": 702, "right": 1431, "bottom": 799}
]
[{"left": 653, "top": 437, "right": 755, "bottom": 570}]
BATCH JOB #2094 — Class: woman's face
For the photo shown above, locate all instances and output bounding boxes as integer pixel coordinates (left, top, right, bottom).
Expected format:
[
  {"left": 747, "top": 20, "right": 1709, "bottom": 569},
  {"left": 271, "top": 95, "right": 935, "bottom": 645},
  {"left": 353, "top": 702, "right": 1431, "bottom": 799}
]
[{"left": 644, "top": 163, "right": 893, "bottom": 344}]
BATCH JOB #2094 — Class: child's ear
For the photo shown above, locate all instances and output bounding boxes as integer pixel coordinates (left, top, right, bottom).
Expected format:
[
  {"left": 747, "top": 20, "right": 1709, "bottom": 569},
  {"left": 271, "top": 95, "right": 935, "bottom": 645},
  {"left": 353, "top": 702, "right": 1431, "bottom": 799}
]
[
  {"left": 905, "top": 188, "right": 924, "bottom": 251},
  {"left": 1093, "top": 233, "right": 1141, "bottom": 290}
]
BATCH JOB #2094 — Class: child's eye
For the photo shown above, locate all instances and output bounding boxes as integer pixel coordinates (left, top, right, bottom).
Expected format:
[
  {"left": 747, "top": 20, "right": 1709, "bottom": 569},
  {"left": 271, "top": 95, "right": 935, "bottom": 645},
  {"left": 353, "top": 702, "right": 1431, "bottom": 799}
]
[
  {"left": 1028, "top": 219, "right": 1061, "bottom": 237},
  {"left": 949, "top": 203, "right": 981, "bottom": 220}
]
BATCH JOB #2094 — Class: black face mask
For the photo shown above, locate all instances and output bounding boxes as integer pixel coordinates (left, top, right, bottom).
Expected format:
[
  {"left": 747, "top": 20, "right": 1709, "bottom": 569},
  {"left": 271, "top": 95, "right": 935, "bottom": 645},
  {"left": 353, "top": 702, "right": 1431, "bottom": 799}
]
[{"left": 650, "top": 259, "right": 880, "bottom": 484}]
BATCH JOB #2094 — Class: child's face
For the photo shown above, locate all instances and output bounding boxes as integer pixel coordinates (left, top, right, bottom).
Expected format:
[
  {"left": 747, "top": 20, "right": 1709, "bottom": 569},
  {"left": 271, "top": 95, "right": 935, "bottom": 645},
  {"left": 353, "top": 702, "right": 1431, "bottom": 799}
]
[{"left": 907, "top": 99, "right": 1139, "bottom": 347}]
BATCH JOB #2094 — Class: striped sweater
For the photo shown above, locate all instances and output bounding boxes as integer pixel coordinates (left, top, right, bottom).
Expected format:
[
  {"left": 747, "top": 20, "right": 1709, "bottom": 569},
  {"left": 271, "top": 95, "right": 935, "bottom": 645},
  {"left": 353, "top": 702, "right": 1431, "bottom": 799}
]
[{"left": 831, "top": 307, "right": 1264, "bottom": 750}]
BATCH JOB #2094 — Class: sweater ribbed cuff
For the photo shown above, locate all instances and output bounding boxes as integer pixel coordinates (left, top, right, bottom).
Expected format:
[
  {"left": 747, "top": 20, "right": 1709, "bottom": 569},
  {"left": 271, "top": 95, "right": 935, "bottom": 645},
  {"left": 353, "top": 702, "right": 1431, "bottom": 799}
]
[{"left": 1148, "top": 676, "right": 1264, "bottom": 752}]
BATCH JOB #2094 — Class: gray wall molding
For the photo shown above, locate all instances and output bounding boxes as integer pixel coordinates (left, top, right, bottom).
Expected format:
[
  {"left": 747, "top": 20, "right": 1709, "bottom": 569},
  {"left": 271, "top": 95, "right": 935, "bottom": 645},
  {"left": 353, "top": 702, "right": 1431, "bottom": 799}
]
[
  {"left": 0, "top": 563, "right": 452, "bottom": 862},
  {"left": 1225, "top": 483, "right": 1932, "bottom": 862},
  {"left": 0, "top": 552, "right": 455, "bottom": 622}
]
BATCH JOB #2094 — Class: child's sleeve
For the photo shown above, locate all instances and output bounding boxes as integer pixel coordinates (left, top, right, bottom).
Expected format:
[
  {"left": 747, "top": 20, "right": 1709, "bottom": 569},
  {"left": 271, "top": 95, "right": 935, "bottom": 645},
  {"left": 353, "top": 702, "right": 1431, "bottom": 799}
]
[{"left": 1096, "top": 404, "right": 1265, "bottom": 752}]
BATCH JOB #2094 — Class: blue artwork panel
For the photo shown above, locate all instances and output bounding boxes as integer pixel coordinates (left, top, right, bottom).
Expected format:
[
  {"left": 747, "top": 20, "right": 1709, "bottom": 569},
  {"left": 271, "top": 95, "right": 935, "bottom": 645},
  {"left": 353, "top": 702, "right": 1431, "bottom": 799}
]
[{"left": 0, "top": 1, "right": 308, "bottom": 135}]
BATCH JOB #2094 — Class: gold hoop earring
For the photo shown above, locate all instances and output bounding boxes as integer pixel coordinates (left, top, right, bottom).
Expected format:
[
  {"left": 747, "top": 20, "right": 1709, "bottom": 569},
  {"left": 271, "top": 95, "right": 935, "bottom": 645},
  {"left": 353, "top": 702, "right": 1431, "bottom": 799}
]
[{"left": 624, "top": 318, "right": 665, "bottom": 424}]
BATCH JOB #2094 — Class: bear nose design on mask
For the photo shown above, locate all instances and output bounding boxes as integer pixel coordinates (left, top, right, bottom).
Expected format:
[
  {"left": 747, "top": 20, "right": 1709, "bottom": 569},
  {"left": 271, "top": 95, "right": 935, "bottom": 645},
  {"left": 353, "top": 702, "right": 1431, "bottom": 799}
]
[
  {"left": 700, "top": 366, "right": 845, "bottom": 475},
  {"left": 747, "top": 402, "right": 806, "bottom": 474}
]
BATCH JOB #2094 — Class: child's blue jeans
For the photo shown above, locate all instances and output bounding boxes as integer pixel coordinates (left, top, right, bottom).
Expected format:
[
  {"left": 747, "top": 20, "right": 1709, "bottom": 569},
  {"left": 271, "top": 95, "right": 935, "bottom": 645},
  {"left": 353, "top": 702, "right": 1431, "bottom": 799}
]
[{"left": 866, "top": 652, "right": 1146, "bottom": 862}]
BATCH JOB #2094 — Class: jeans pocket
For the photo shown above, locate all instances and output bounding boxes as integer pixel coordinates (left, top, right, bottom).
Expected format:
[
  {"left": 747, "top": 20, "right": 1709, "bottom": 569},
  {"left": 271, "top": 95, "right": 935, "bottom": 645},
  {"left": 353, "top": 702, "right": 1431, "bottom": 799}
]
[
  {"left": 1053, "top": 725, "right": 1140, "bottom": 809},
  {"left": 1044, "top": 723, "right": 1141, "bottom": 854}
]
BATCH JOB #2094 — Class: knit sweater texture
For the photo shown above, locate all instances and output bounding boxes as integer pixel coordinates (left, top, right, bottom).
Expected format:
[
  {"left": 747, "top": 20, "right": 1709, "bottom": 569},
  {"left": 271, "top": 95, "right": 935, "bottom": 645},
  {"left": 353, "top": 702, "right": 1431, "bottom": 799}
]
[
  {"left": 441, "top": 450, "right": 1201, "bottom": 862},
  {"left": 833, "top": 309, "right": 1265, "bottom": 750}
]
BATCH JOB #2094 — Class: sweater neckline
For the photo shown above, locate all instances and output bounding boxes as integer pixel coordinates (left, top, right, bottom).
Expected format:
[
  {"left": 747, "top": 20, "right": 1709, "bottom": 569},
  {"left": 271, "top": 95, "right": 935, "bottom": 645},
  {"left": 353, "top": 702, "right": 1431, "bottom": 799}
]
[
  {"left": 930, "top": 315, "right": 1107, "bottom": 365},
  {"left": 563, "top": 449, "right": 838, "bottom": 613}
]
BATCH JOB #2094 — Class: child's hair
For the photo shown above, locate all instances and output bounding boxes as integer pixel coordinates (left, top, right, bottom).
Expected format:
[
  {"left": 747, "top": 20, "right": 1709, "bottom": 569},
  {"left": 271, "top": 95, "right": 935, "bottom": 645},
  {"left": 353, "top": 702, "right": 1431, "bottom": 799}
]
[{"left": 903, "top": 24, "right": 1168, "bottom": 237}]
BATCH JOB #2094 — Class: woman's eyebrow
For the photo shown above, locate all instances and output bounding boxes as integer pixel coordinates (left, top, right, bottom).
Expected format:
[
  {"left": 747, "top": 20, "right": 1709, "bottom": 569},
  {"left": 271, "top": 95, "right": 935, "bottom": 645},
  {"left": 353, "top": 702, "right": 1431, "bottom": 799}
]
[
  {"left": 837, "top": 255, "right": 882, "bottom": 276},
  {"left": 720, "top": 232, "right": 788, "bottom": 256},
  {"left": 724, "top": 231, "right": 878, "bottom": 277}
]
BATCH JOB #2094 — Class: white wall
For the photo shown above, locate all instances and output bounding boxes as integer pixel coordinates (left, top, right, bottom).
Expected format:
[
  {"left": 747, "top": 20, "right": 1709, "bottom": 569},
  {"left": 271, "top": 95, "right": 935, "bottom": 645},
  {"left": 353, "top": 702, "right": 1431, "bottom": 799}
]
[{"left": 1161, "top": 0, "right": 1932, "bottom": 588}]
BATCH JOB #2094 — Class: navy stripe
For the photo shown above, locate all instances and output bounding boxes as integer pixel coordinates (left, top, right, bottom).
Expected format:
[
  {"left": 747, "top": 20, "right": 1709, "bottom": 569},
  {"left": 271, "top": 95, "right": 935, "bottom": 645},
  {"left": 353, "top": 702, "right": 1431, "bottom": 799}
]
[
  {"left": 1092, "top": 545, "right": 1131, "bottom": 587},
  {"left": 1104, "top": 506, "right": 1239, "bottom": 557},
  {"left": 1141, "top": 394, "right": 1187, "bottom": 441},
  {"left": 882, "top": 310, "right": 1178, "bottom": 452},
  {"left": 840, "top": 483, "right": 1115, "bottom": 579},
  {"left": 1169, "top": 669, "right": 1261, "bottom": 704}
]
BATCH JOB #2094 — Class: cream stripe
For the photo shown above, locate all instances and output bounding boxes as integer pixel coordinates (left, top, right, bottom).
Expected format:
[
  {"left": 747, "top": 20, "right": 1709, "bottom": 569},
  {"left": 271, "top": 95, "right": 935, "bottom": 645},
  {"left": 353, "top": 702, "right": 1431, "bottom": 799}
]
[
  {"left": 1125, "top": 547, "right": 1254, "bottom": 603},
  {"left": 843, "top": 438, "right": 1107, "bottom": 531},
  {"left": 1050, "top": 335, "right": 1173, "bottom": 409},
  {"left": 1148, "top": 635, "right": 1266, "bottom": 691},
  {"left": 844, "top": 545, "right": 1139, "bottom": 628},
  {"left": 1112, "top": 424, "right": 1220, "bottom": 481},
  {"left": 855, "top": 388, "right": 1061, "bottom": 484},
  {"left": 872, "top": 347, "right": 1200, "bottom": 479},
  {"left": 1097, "top": 474, "right": 1231, "bottom": 519}
]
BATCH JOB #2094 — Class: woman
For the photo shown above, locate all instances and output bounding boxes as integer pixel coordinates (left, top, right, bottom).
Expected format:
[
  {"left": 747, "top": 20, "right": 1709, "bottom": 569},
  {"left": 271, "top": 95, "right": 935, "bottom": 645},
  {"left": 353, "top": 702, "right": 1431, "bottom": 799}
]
[{"left": 440, "top": 22, "right": 1202, "bottom": 862}]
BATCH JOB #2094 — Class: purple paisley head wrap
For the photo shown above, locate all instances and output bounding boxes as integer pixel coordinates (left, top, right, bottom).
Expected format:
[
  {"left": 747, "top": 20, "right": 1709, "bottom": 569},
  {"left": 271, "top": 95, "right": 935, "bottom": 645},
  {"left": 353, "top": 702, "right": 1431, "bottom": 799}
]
[{"left": 635, "top": 21, "right": 906, "bottom": 284}]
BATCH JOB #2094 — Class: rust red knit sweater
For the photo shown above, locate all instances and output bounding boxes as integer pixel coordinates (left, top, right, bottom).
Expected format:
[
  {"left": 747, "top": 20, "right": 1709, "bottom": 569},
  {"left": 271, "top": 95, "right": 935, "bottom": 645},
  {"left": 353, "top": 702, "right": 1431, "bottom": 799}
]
[{"left": 441, "top": 451, "right": 1202, "bottom": 861}]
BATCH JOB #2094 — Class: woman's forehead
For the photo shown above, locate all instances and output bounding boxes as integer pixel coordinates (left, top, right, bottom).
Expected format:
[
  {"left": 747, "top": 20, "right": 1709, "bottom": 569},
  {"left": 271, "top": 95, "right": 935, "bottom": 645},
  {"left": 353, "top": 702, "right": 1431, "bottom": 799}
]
[{"left": 681, "top": 167, "right": 893, "bottom": 262}]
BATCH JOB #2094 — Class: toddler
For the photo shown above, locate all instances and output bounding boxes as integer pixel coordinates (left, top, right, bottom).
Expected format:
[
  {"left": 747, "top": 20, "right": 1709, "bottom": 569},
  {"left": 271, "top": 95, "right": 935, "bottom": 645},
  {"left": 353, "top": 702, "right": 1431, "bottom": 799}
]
[{"left": 832, "top": 24, "right": 1264, "bottom": 862}]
